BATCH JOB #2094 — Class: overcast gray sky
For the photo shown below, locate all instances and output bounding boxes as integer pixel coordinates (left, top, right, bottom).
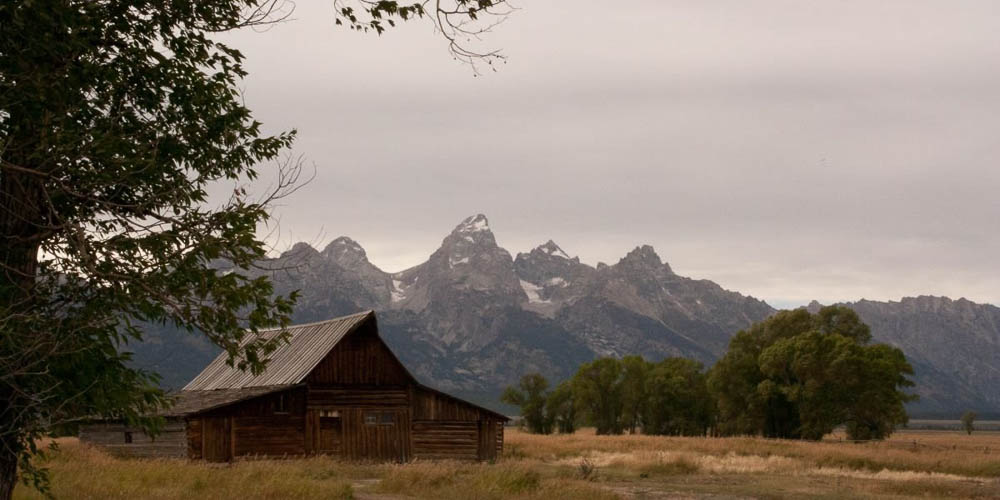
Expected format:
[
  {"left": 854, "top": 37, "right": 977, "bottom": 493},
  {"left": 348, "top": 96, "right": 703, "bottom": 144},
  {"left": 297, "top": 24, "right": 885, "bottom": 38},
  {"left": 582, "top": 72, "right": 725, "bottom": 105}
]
[{"left": 220, "top": 0, "right": 999, "bottom": 308}]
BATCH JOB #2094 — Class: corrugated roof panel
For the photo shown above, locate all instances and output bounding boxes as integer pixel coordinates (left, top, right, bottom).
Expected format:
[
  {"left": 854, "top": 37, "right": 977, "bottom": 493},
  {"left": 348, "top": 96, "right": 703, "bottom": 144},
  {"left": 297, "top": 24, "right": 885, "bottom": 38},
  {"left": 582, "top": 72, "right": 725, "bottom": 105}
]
[
  {"left": 183, "top": 311, "right": 373, "bottom": 390},
  {"left": 161, "top": 385, "right": 297, "bottom": 417}
]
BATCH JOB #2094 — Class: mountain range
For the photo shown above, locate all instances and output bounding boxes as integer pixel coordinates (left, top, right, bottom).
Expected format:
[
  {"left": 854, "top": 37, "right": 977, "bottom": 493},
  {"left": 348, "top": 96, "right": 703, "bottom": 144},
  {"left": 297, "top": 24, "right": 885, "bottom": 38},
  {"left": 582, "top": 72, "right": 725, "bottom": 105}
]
[{"left": 130, "top": 214, "right": 1000, "bottom": 416}]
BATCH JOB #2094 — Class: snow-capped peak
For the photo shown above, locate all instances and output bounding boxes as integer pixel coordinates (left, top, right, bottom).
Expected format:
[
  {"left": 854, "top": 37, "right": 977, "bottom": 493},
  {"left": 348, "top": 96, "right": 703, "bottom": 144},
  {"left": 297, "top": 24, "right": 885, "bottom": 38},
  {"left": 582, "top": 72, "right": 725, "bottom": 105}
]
[
  {"left": 454, "top": 214, "right": 490, "bottom": 234},
  {"left": 536, "top": 240, "right": 570, "bottom": 259},
  {"left": 445, "top": 214, "right": 498, "bottom": 249}
]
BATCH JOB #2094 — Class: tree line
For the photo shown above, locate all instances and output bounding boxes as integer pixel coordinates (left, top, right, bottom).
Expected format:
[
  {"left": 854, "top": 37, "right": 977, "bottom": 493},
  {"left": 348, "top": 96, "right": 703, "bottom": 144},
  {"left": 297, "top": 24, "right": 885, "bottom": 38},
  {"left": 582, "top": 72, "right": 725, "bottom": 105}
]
[{"left": 502, "top": 306, "right": 916, "bottom": 441}]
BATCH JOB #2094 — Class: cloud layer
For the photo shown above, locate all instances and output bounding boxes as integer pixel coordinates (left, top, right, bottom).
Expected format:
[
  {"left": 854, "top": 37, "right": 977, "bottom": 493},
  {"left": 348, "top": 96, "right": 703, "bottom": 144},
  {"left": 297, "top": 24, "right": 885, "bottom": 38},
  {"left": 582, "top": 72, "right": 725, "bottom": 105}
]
[{"left": 218, "top": 0, "right": 1000, "bottom": 307}]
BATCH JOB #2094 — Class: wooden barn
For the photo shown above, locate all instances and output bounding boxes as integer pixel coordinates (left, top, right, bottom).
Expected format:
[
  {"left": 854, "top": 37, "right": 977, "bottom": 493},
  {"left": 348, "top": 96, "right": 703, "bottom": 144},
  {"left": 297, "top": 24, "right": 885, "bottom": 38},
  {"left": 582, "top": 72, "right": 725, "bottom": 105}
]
[{"left": 80, "top": 311, "right": 508, "bottom": 462}]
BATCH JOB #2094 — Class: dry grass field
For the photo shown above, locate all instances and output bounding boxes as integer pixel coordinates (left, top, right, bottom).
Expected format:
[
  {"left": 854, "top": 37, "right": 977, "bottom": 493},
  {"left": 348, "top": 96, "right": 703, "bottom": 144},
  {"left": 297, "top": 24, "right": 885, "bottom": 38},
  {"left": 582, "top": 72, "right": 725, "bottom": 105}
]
[{"left": 13, "top": 429, "right": 1000, "bottom": 499}]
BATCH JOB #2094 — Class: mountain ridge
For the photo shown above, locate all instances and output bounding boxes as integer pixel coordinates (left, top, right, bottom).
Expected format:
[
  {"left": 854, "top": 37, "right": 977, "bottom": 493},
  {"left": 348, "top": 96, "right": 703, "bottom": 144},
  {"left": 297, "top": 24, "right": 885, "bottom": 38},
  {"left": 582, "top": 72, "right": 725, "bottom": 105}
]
[{"left": 130, "top": 215, "right": 1000, "bottom": 416}]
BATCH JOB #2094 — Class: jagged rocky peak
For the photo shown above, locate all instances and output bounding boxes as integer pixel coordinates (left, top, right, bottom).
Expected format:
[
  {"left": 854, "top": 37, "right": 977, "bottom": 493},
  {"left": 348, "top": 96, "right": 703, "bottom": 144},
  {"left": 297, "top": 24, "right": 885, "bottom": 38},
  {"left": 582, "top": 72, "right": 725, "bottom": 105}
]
[
  {"left": 903, "top": 295, "right": 957, "bottom": 309},
  {"left": 457, "top": 213, "right": 490, "bottom": 231},
  {"left": 322, "top": 236, "right": 369, "bottom": 265},
  {"left": 537, "top": 240, "right": 571, "bottom": 259},
  {"left": 406, "top": 214, "right": 520, "bottom": 297},
  {"left": 434, "top": 214, "right": 509, "bottom": 270},
  {"left": 280, "top": 241, "right": 320, "bottom": 260},
  {"left": 616, "top": 245, "right": 672, "bottom": 273},
  {"left": 513, "top": 240, "right": 595, "bottom": 316},
  {"left": 447, "top": 214, "right": 496, "bottom": 245},
  {"left": 514, "top": 239, "right": 582, "bottom": 278},
  {"left": 516, "top": 238, "right": 587, "bottom": 271}
]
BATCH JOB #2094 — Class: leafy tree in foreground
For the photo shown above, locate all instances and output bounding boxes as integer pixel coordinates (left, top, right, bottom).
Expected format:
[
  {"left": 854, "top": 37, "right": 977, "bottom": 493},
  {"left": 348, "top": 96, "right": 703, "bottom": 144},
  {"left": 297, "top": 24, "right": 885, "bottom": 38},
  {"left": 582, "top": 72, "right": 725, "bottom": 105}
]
[
  {"left": 501, "top": 374, "right": 552, "bottom": 434},
  {"left": 0, "top": 0, "right": 510, "bottom": 497},
  {"left": 961, "top": 411, "right": 977, "bottom": 435},
  {"left": 643, "top": 358, "right": 714, "bottom": 436},
  {"left": 709, "top": 306, "right": 915, "bottom": 440}
]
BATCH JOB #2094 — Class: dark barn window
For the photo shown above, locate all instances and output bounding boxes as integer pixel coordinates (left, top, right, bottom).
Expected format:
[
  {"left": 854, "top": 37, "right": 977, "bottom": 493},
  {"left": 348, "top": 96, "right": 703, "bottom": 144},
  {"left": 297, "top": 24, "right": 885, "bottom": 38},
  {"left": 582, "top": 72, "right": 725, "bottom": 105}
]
[
  {"left": 364, "top": 412, "right": 378, "bottom": 425},
  {"left": 124, "top": 431, "right": 133, "bottom": 444},
  {"left": 275, "top": 394, "right": 288, "bottom": 414},
  {"left": 379, "top": 412, "right": 395, "bottom": 425}
]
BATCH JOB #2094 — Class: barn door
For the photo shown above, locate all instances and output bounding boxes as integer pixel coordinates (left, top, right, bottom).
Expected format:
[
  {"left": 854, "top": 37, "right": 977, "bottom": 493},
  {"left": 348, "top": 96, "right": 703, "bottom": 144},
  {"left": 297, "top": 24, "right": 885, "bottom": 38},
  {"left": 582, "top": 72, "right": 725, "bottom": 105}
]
[
  {"left": 202, "top": 416, "right": 231, "bottom": 462},
  {"left": 318, "top": 414, "right": 342, "bottom": 454},
  {"left": 355, "top": 409, "right": 409, "bottom": 462},
  {"left": 477, "top": 419, "right": 489, "bottom": 461}
]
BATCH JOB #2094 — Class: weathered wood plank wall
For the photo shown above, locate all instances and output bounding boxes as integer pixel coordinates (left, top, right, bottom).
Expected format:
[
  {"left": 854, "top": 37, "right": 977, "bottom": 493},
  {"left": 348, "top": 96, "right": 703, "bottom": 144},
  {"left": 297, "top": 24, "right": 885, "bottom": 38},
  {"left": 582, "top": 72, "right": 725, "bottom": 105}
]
[
  {"left": 307, "top": 388, "right": 408, "bottom": 408},
  {"left": 306, "top": 322, "right": 409, "bottom": 386},
  {"left": 339, "top": 408, "right": 411, "bottom": 461},
  {"left": 79, "top": 420, "right": 186, "bottom": 458},
  {"left": 187, "top": 419, "right": 202, "bottom": 459},
  {"left": 191, "top": 387, "right": 308, "bottom": 461},
  {"left": 412, "top": 387, "right": 482, "bottom": 421},
  {"left": 411, "top": 420, "right": 478, "bottom": 460}
]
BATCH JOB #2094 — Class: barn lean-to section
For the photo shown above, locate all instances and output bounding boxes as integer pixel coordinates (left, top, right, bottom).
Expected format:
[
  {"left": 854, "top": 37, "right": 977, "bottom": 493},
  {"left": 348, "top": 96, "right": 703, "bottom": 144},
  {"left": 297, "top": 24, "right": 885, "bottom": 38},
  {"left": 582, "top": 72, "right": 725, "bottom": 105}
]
[{"left": 80, "top": 311, "right": 507, "bottom": 462}]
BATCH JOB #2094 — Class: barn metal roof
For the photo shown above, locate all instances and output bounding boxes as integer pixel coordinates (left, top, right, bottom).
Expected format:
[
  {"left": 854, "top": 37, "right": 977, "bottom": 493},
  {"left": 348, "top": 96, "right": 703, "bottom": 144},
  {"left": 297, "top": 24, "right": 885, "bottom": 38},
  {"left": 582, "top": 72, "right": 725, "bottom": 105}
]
[
  {"left": 176, "top": 309, "right": 509, "bottom": 421},
  {"left": 161, "top": 385, "right": 298, "bottom": 417},
  {"left": 183, "top": 310, "right": 373, "bottom": 391}
]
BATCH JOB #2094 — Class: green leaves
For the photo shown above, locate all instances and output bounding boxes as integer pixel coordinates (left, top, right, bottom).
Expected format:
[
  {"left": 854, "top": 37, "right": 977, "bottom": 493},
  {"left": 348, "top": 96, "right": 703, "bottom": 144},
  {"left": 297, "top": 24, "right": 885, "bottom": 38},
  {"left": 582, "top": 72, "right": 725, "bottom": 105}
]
[
  {"left": 501, "top": 373, "right": 552, "bottom": 434},
  {"left": 545, "top": 381, "right": 576, "bottom": 434},
  {"left": 500, "top": 306, "right": 911, "bottom": 442},
  {"left": 642, "top": 358, "right": 714, "bottom": 437},
  {"left": 1, "top": 0, "right": 301, "bottom": 494},
  {"left": 332, "top": 0, "right": 510, "bottom": 73},
  {"left": 506, "top": 356, "right": 714, "bottom": 437},
  {"left": 572, "top": 358, "right": 625, "bottom": 435},
  {"left": 336, "top": 2, "right": 425, "bottom": 35},
  {"left": 709, "top": 306, "right": 915, "bottom": 440}
]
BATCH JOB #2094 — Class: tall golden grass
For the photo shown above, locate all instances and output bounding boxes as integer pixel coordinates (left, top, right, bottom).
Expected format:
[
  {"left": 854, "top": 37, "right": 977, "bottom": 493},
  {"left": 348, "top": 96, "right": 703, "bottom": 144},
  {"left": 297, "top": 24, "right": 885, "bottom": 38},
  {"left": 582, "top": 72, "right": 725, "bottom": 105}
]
[
  {"left": 506, "top": 428, "right": 1000, "bottom": 499},
  {"left": 14, "top": 439, "right": 359, "bottom": 500},
  {"left": 12, "top": 429, "right": 1000, "bottom": 499},
  {"left": 506, "top": 428, "right": 1000, "bottom": 478}
]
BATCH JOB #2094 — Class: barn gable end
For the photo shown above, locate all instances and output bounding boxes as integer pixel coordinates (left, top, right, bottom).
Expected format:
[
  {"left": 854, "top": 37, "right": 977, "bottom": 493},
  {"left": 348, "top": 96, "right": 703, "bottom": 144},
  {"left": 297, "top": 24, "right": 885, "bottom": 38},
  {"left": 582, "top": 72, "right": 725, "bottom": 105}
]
[{"left": 305, "top": 317, "right": 411, "bottom": 387}]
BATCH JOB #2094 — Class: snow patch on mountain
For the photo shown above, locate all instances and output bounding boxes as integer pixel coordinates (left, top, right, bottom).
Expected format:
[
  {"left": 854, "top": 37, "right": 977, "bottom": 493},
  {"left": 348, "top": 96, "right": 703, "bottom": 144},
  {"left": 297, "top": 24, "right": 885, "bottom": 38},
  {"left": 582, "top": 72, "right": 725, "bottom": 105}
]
[
  {"left": 456, "top": 214, "right": 490, "bottom": 233},
  {"left": 519, "top": 280, "right": 551, "bottom": 304},
  {"left": 391, "top": 279, "right": 406, "bottom": 302}
]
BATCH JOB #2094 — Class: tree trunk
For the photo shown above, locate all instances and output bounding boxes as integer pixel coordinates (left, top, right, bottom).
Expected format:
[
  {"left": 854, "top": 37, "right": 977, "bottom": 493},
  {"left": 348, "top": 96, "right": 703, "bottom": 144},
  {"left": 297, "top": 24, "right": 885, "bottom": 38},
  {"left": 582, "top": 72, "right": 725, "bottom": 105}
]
[
  {"left": 0, "top": 439, "right": 17, "bottom": 500},
  {"left": 1, "top": 155, "right": 44, "bottom": 500},
  {"left": 0, "top": 167, "right": 44, "bottom": 294}
]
